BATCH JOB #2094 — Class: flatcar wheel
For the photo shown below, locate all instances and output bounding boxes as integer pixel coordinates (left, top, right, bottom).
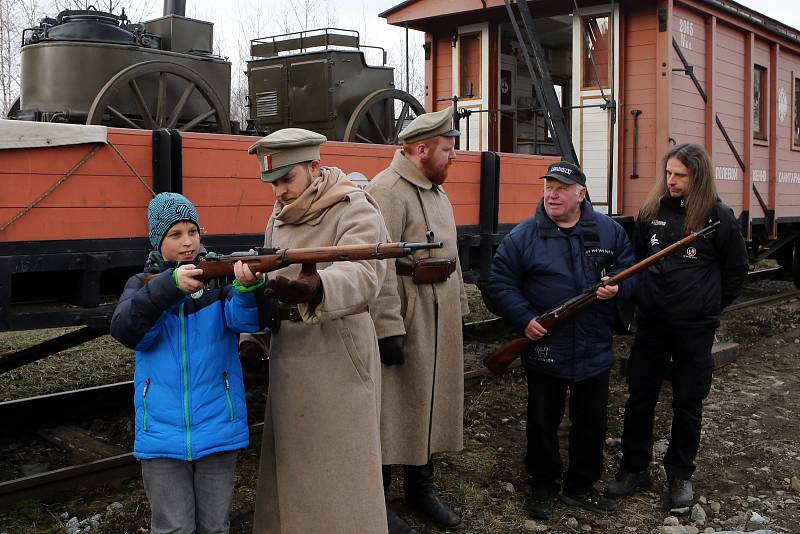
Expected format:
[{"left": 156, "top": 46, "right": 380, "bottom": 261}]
[
  {"left": 6, "top": 97, "right": 20, "bottom": 119},
  {"left": 86, "top": 61, "right": 230, "bottom": 134},
  {"left": 343, "top": 89, "right": 424, "bottom": 145}
]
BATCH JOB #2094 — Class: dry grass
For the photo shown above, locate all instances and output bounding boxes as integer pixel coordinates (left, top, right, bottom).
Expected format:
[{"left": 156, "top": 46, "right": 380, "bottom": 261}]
[{"left": 0, "top": 329, "right": 133, "bottom": 402}]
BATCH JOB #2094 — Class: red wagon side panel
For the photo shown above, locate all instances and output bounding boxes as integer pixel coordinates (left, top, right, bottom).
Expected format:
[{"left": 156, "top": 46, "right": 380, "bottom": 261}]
[{"left": 621, "top": 3, "right": 659, "bottom": 217}]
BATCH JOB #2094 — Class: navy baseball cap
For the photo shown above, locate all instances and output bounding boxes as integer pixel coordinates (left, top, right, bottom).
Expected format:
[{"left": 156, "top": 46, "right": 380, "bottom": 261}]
[{"left": 540, "top": 161, "right": 586, "bottom": 187}]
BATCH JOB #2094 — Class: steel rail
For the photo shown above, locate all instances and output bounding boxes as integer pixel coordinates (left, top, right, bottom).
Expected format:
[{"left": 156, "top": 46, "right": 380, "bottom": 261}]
[
  {"left": 0, "top": 423, "right": 264, "bottom": 511},
  {"left": 724, "top": 289, "right": 800, "bottom": 314}
]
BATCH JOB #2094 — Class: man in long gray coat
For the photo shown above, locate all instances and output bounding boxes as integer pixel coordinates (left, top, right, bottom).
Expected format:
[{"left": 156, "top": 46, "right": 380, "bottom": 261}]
[
  {"left": 246, "top": 128, "right": 389, "bottom": 534},
  {"left": 368, "top": 107, "right": 470, "bottom": 533}
]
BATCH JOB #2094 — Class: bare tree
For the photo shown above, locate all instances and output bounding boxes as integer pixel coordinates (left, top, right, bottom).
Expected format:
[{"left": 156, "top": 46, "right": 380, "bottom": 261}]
[
  {"left": 0, "top": 0, "right": 159, "bottom": 117},
  {"left": 387, "top": 29, "right": 426, "bottom": 107},
  {"left": 227, "top": 0, "right": 338, "bottom": 129},
  {"left": 0, "top": 0, "right": 23, "bottom": 115},
  {"left": 50, "top": 0, "right": 157, "bottom": 21}
]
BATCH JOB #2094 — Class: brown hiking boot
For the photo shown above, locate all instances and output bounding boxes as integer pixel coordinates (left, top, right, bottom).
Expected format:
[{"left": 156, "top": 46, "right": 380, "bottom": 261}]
[{"left": 669, "top": 479, "right": 693, "bottom": 508}]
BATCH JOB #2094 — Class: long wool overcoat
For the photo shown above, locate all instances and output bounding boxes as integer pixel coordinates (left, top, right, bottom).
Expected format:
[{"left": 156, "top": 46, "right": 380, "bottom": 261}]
[
  {"left": 367, "top": 150, "right": 469, "bottom": 466},
  {"left": 251, "top": 190, "right": 388, "bottom": 534}
]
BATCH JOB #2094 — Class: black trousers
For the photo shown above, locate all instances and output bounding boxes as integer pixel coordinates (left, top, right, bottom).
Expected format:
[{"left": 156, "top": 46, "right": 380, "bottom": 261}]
[
  {"left": 525, "top": 368, "right": 610, "bottom": 494},
  {"left": 620, "top": 321, "right": 714, "bottom": 481}
]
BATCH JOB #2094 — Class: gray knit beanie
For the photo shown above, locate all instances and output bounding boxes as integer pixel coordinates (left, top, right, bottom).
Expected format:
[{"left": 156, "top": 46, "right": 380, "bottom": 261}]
[{"left": 147, "top": 193, "right": 200, "bottom": 249}]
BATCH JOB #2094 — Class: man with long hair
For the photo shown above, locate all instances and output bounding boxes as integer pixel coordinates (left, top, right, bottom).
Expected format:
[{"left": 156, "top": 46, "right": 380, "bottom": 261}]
[
  {"left": 368, "top": 107, "right": 469, "bottom": 533},
  {"left": 606, "top": 143, "right": 748, "bottom": 508}
]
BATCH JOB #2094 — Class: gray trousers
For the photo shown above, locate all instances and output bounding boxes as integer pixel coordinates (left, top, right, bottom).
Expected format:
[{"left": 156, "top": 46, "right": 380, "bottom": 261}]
[{"left": 141, "top": 450, "right": 238, "bottom": 534}]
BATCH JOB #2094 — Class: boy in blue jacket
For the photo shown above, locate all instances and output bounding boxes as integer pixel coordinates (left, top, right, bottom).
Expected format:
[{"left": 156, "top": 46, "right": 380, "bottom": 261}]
[{"left": 111, "top": 192, "right": 266, "bottom": 534}]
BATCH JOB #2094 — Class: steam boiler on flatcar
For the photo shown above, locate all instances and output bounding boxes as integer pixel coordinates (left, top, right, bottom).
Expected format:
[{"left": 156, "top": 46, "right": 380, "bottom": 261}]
[{"left": 12, "top": 0, "right": 231, "bottom": 133}]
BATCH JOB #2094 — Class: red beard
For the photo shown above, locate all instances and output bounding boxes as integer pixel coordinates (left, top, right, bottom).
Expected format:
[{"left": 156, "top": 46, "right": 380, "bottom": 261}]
[{"left": 421, "top": 158, "right": 452, "bottom": 185}]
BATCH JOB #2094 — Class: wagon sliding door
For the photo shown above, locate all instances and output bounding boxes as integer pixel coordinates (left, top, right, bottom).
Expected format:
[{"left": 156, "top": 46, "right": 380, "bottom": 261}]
[
  {"left": 453, "top": 23, "right": 490, "bottom": 151},
  {"left": 572, "top": 6, "right": 620, "bottom": 214}
]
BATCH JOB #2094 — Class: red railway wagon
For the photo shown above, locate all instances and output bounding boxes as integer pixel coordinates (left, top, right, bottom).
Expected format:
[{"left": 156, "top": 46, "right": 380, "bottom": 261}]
[
  {"left": 0, "top": 120, "right": 554, "bottom": 341},
  {"left": 383, "top": 0, "right": 800, "bottom": 269}
]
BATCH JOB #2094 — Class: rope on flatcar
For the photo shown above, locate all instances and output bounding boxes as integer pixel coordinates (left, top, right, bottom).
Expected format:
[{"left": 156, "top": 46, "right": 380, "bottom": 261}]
[
  {"left": 107, "top": 140, "right": 155, "bottom": 197},
  {"left": 0, "top": 140, "right": 155, "bottom": 236},
  {"left": 0, "top": 144, "right": 102, "bottom": 236}
]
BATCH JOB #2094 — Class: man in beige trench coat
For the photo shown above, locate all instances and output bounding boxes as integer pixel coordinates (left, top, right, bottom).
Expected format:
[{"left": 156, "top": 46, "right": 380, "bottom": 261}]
[
  {"left": 245, "top": 128, "right": 391, "bottom": 534},
  {"left": 367, "top": 107, "right": 470, "bottom": 533}
]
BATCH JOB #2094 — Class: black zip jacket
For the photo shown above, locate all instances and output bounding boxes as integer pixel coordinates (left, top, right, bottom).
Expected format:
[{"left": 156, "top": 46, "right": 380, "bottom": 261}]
[{"left": 634, "top": 197, "right": 748, "bottom": 327}]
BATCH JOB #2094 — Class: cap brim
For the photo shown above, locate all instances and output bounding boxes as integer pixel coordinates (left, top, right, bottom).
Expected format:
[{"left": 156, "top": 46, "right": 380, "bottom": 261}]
[
  {"left": 441, "top": 129, "right": 461, "bottom": 138},
  {"left": 540, "top": 173, "right": 581, "bottom": 185},
  {"left": 261, "top": 165, "right": 292, "bottom": 183}
]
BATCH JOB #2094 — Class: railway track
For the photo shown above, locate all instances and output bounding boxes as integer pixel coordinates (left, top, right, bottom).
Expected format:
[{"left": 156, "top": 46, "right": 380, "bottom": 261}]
[{"left": 1, "top": 285, "right": 798, "bottom": 511}]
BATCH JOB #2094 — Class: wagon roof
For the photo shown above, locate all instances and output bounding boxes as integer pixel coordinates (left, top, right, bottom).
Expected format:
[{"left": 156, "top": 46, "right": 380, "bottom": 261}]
[{"left": 381, "top": 0, "right": 800, "bottom": 41}]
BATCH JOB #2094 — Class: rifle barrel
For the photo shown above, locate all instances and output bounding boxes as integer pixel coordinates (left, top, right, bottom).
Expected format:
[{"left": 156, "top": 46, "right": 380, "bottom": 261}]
[{"left": 403, "top": 241, "right": 444, "bottom": 250}]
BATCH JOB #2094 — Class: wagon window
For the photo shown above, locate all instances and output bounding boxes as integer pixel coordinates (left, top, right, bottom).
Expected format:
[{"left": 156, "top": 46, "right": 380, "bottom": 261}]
[
  {"left": 582, "top": 15, "right": 611, "bottom": 89},
  {"left": 754, "top": 65, "right": 767, "bottom": 140},
  {"left": 794, "top": 76, "right": 800, "bottom": 148},
  {"left": 459, "top": 33, "right": 482, "bottom": 99}
]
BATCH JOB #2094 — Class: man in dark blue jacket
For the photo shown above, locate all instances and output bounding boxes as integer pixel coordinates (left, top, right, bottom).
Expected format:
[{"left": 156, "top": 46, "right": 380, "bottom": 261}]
[{"left": 489, "top": 161, "right": 636, "bottom": 520}]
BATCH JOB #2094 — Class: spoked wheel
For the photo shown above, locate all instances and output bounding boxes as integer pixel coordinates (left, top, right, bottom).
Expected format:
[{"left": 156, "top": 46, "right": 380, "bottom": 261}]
[
  {"left": 343, "top": 89, "right": 424, "bottom": 145},
  {"left": 87, "top": 61, "right": 230, "bottom": 133},
  {"left": 6, "top": 97, "right": 20, "bottom": 119}
]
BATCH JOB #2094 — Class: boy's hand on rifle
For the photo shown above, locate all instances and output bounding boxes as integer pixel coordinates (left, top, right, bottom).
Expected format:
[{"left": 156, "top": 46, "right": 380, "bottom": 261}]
[
  {"left": 175, "top": 264, "right": 204, "bottom": 294},
  {"left": 265, "top": 262, "right": 322, "bottom": 304},
  {"left": 234, "top": 260, "right": 263, "bottom": 287},
  {"left": 524, "top": 318, "right": 547, "bottom": 341},
  {"left": 596, "top": 276, "right": 619, "bottom": 300}
]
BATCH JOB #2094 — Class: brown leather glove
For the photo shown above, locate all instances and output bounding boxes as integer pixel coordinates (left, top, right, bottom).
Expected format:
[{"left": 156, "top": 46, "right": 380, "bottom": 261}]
[
  {"left": 264, "top": 262, "right": 322, "bottom": 304},
  {"left": 378, "top": 335, "right": 405, "bottom": 366}
]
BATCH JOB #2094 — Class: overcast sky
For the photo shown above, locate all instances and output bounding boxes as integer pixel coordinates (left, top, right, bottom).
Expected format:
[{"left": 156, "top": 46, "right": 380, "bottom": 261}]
[{"left": 132, "top": 0, "right": 800, "bottom": 64}]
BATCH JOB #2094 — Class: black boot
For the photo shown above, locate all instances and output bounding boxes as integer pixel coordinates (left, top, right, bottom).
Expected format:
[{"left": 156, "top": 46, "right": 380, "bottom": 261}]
[
  {"left": 387, "top": 509, "right": 418, "bottom": 534},
  {"left": 384, "top": 465, "right": 418, "bottom": 534},
  {"left": 605, "top": 469, "right": 653, "bottom": 499},
  {"left": 403, "top": 461, "right": 463, "bottom": 530},
  {"left": 383, "top": 465, "right": 392, "bottom": 498}
]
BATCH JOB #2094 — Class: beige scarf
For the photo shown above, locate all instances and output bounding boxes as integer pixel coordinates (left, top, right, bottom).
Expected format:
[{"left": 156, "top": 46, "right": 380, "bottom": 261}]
[{"left": 274, "top": 166, "right": 372, "bottom": 224}]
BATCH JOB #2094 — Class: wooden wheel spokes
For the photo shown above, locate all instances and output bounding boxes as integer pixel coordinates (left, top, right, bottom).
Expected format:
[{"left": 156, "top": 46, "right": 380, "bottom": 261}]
[
  {"left": 87, "top": 61, "right": 230, "bottom": 134},
  {"left": 167, "top": 81, "right": 197, "bottom": 129},
  {"left": 343, "top": 89, "right": 425, "bottom": 145}
]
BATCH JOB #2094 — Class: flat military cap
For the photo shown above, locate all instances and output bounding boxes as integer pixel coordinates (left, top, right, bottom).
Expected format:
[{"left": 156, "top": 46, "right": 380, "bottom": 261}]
[
  {"left": 248, "top": 128, "right": 327, "bottom": 182},
  {"left": 397, "top": 107, "right": 461, "bottom": 144}
]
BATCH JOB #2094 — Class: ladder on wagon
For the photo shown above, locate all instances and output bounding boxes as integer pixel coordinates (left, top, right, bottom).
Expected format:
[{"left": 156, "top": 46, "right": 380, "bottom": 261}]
[{"left": 503, "top": 0, "right": 580, "bottom": 166}]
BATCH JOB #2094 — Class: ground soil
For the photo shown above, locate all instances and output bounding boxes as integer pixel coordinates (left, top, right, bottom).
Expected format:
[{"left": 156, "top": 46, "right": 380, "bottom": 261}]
[{"left": 1, "top": 287, "right": 799, "bottom": 533}]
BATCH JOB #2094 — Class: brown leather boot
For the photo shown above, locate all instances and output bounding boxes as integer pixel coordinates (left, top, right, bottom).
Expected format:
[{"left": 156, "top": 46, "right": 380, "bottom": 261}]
[{"left": 668, "top": 479, "right": 693, "bottom": 508}]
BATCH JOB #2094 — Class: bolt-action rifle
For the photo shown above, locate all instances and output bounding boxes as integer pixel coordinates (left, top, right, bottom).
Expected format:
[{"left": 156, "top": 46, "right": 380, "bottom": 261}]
[
  {"left": 142, "top": 241, "right": 443, "bottom": 285},
  {"left": 482, "top": 221, "right": 721, "bottom": 374}
]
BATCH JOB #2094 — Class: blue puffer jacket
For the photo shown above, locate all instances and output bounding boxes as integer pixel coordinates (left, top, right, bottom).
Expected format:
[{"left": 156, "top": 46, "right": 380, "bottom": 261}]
[
  {"left": 110, "top": 251, "right": 266, "bottom": 461},
  {"left": 489, "top": 200, "right": 637, "bottom": 380}
]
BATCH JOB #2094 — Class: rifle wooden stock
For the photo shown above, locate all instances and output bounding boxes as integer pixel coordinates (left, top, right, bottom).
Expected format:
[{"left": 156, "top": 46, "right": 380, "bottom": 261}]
[
  {"left": 142, "top": 241, "right": 443, "bottom": 285},
  {"left": 482, "top": 220, "right": 721, "bottom": 374}
]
